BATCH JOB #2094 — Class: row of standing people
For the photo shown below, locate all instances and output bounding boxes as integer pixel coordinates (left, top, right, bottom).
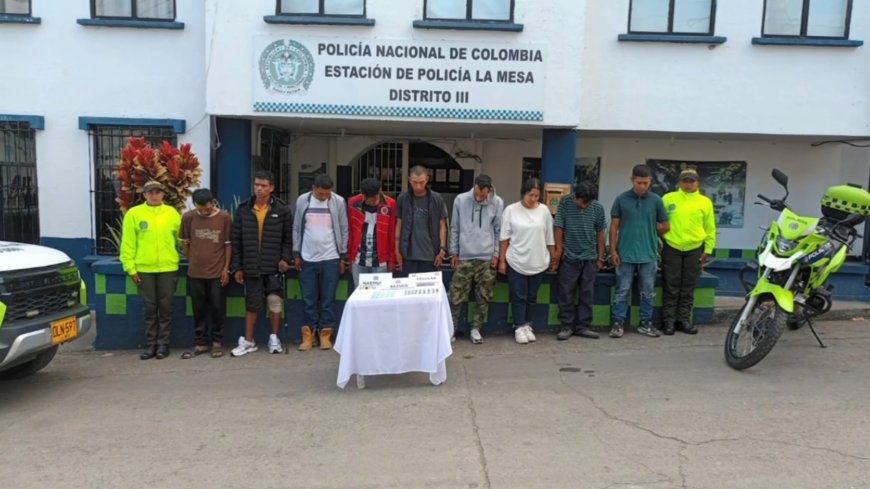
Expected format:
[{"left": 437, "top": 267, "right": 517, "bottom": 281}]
[{"left": 119, "top": 163, "right": 715, "bottom": 359}]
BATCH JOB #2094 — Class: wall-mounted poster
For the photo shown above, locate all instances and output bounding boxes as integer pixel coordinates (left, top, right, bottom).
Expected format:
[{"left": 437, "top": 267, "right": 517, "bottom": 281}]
[
  {"left": 522, "top": 157, "right": 601, "bottom": 188},
  {"left": 646, "top": 159, "right": 747, "bottom": 228}
]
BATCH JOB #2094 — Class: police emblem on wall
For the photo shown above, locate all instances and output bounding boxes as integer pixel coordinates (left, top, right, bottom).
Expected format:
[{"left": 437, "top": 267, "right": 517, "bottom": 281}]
[{"left": 259, "top": 39, "right": 315, "bottom": 95}]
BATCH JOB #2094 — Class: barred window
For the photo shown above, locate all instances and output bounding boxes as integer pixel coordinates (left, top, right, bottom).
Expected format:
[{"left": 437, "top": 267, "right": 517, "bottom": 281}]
[
  {"left": 90, "top": 125, "right": 176, "bottom": 254},
  {"left": 92, "top": 0, "right": 175, "bottom": 20},
  {"left": 0, "top": 121, "right": 38, "bottom": 244}
]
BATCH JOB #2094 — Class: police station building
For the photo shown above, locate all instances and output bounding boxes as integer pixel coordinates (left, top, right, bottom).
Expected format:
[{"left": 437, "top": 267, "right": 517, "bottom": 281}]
[{"left": 2, "top": 0, "right": 869, "bottom": 301}]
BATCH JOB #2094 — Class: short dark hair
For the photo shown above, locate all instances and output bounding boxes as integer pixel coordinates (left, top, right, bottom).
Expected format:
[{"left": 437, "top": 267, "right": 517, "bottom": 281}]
[
  {"left": 253, "top": 170, "right": 275, "bottom": 185},
  {"left": 409, "top": 165, "right": 429, "bottom": 178},
  {"left": 632, "top": 165, "right": 652, "bottom": 178},
  {"left": 521, "top": 178, "right": 542, "bottom": 196},
  {"left": 574, "top": 182, "right": 598, "bottom": 202},
  {"left": 474, "top": 174, "right": 493, "bottom": 190},
  {"left": 192, "top": 188, "right": 214, "bottom": 206},
  {"left": 360, "top": 177, "right": 381, "bottom": 197},
  {"left": 313, "top": 174, "right": 333, "bottom": 189}
]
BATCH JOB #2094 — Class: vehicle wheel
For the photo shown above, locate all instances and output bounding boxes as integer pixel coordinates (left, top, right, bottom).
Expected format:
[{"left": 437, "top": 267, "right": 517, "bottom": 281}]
[
  {"left": 724, "top": 297, "right": 787, "bottom": 370},
  {"left": 0, "top": 346, "right": 59, "bottom": 380}
]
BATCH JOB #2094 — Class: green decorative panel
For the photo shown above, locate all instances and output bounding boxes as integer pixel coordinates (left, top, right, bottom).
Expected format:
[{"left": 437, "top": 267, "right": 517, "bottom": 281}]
[
  {"left": 125, "top": 277, "right": 138, "bottom": 295},
  {"left": 95, "top": 274, "right": 106, "bottom": 294},
  {"left": 694, "top": 287, "right": 716, "bottom": 308},
  {"left": 226, "top": 297, "right": 246, "bottom": 318},
  {"left": 286, "top": 279, "right": 301, "bottom": 299},
  {"left": 741, "top": 249, "right": 756, "bottom": 259},
  {"left": 592, "top": 305, "right": 610, "bottom": 326},
  {"left": 492, "top": 282, "right": 509, "bottom": 303},
  {"left": 335, "top": 280, "right": 348, "bottom": 300},
  {"left": 653, "top": 286, "right": 663, "bottom": 307},
  {"left": 547, "top": 304, "right": 559, "bottom": 325},
  {"left": 105, "top": 293, "right": 127, "bottom": 315},
  {"left": 714, "top": 249, "right": 729, "bottom": 258},
  {"left": 185, "top": 297, "right": 193, "bottom": 316},
  {"left": 536, "top": 283, "right": 550, "bottom": 304},
  {"left": 175, "top": 276, "right": 186, "bottom": 296}
]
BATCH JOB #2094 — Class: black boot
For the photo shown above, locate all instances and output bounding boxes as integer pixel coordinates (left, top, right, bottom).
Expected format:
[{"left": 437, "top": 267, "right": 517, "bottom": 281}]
[
  {"left": 155, "top": 345, "right": 170, "bottom": 359},
  {"left": 661, "top": 319, "right": 675, "bottom": 336},
  {"left": 679, "top": 320, "right": 698, "bottom": 335},
  {"left": 140, "top": 345, "right": 157, "bottom": 360}
]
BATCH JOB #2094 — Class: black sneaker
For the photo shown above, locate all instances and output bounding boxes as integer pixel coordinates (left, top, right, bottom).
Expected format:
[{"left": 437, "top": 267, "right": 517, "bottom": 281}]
[
  {"left": 637, "top": 321, "right": 661, "bottom": 338},
  {"left": 609, "top": 322, "right": 624, "bottom": 338},
  {"left": 574, "top": 328, "right": 600, "bottom": 339},
  {"left": 678, "top": 321, "right": 698, "bottom": 335},
  {"left": 661, "top": 319, "right": 675, "bottom": 336},
  {"left": 556, "top": 327, "right": 574, "bottom": 341}
]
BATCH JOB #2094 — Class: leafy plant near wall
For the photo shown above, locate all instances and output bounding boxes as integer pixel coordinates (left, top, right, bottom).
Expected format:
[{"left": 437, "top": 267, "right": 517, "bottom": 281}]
[{"left": 115, "top": 137, "right": 203, "bottom": 214}]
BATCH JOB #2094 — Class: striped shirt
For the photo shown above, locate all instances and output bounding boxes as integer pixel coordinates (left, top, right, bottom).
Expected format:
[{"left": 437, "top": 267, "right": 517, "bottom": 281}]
[{"left": 554, "top": 196, "right": 606, "bottom": 261}]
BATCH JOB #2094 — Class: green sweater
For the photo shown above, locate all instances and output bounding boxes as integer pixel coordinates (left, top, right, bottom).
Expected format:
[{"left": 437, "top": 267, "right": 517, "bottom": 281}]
[{"left": 120, "top": 203, "right": 181, "bottom": 275}]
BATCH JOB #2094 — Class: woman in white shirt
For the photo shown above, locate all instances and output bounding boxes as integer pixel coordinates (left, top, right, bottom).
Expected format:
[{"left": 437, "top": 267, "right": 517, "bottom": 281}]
[{"left": 498, "top": 178, "right": 556, "bottom": 344}]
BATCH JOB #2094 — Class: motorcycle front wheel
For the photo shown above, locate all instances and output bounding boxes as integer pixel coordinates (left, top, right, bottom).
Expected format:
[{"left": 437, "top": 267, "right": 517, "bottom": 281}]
[{"left": 724, "top": 297, "right": 787, "bottom": 370}]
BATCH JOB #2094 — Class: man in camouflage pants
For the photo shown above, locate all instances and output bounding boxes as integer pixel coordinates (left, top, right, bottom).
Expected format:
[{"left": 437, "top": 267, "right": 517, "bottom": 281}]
[{"left": 448, "top": 175, "right": 504, "bottom": 344}]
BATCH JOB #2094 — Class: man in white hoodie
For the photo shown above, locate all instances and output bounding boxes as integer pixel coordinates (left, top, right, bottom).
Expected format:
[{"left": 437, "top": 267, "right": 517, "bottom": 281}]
[{"left": 448, "top": 175, "right": 504, "bottom": 344}]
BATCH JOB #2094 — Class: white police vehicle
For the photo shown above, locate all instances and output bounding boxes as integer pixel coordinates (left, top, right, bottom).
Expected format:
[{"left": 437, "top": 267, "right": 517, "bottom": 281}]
[{"left": 0, "top": 241, "right": 91, "bottom": 379}]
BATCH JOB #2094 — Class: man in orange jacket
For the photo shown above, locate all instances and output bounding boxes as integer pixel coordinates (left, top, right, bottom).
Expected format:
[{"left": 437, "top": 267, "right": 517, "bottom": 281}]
[{"left": 347, "top": 177, "right": 397, "bottom": 287}]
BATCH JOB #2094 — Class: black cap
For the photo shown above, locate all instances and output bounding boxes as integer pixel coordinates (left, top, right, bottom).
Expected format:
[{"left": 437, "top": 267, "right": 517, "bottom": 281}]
[
  {"left": 678, "top": 168, "right": 699, "bottom": 181},
  {"left": 474, "top": 174, "right": 493, "bottom": 189}
]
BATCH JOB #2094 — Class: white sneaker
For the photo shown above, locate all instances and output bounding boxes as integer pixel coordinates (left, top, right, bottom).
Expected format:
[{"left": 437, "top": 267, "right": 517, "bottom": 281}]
[
  {"left": 268, "top": 334, "right": 283, "bottom": 354},
  {"left": 470, "top": 329, "right": 483, "bottom": 344},
  {"left": 514, "top": 327, "right": 529, "bottom": 344},
  {"left": 523, "top": 324, "right": 537, "bottom": 342},
  {"left": 231, "top": 336, "right": 258, "bottom": 357}
]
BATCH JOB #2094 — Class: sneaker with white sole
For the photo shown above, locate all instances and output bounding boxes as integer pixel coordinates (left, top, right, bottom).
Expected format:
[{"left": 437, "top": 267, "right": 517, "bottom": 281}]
[
  {"left": 523, "top": 324, "right": 537, "bottom": 342},
  {"left": 469, "top": 329, "right": 483, "bottom": 344},
  {"left": 231, "top": 336, "right": 258, "bottom": 357},
  {"left": 268, "top": 334, "right": 283, "bottom": 354},
  {"left": 514, "top": 326, "right": 529, "bottom": 344}
]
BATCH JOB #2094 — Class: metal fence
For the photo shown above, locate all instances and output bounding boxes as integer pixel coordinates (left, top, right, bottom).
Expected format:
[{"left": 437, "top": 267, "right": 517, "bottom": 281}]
[
  {"left": 0, "top": 121, "right": 39, "bottom": 244},
  {"left": 90, "top": 125, "right": 177, "bottom": 255}
]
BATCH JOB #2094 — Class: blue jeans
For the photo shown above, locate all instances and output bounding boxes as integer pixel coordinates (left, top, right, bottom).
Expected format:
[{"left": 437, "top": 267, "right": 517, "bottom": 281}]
[
  {"left": 299, "top": 259, "right": 341, "bottom": 328},
  {"left": 506, "top": 264, "right": 546, "bottom": 328},
  {"left": 612, "top": 262, "right": 656, "bottom": 324},
  {"left": 351, "top": 263, "right": 390, "bottom": 287}
]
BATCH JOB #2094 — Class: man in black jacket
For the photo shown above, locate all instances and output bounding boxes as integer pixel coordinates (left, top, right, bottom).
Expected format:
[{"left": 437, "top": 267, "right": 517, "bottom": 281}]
[
  {"left": 395, "top": 165, "right": 448, "bottom": 276},
  {"left": 230, "top": 170, "right": 293, "bottom": 356}
]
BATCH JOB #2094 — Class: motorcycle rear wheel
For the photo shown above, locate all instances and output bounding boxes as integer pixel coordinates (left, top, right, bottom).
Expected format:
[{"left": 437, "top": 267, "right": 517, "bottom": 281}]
[{"left": 724, "top": 297, "right": 787, "bottom": 370}]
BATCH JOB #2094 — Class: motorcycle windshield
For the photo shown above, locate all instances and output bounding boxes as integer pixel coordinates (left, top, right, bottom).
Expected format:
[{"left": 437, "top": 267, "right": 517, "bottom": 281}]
[{"left": 777, "top": 208, "right": 819, "bottom": 241}]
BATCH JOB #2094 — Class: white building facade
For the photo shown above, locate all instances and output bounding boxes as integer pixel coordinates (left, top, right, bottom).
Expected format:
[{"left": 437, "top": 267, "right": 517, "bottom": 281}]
[{"left": 1, "top": 0, "right": 868, "bottom": 292}]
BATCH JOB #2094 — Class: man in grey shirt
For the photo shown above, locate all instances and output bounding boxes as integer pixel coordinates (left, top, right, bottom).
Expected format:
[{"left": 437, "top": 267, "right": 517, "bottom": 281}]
[{"left": 395, "top": 165, "right": 448, "bottom": 275}]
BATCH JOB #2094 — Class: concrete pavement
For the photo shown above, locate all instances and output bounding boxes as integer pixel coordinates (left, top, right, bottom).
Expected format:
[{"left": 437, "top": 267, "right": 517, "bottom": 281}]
[{"left": 2, "top": 315, "right": 870, "bottom": 489}]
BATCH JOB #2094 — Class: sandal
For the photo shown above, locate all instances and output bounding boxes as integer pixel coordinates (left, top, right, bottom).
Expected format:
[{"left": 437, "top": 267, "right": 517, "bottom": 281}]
[
  {"left": 210, "top": 342, "right": 223, "bottom": 358},
  {"left": 181, "top": 346, "right": 209, "bottom": 359}
]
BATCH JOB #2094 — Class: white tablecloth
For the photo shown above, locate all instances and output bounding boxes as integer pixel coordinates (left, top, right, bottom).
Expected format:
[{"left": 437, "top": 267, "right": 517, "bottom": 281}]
[{"left": 334, "top": 283, "right": 454, "bottom": 389}]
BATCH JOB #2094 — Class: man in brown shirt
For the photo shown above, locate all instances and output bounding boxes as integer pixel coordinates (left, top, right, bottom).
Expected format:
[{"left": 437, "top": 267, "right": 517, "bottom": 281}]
[{"left": 180, "top": 188, "right": 232, "bottom": 358}]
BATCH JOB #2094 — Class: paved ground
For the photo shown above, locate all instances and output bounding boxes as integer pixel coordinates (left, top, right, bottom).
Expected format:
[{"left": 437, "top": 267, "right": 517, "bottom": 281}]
[{"left": 2, "top": 313, "right": 870, "bottom": 489}]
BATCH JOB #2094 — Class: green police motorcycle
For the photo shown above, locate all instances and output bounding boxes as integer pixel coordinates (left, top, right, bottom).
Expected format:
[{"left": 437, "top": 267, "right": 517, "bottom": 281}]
[{"left": 725, "top": 169, "right": 870, "bottom": 370}]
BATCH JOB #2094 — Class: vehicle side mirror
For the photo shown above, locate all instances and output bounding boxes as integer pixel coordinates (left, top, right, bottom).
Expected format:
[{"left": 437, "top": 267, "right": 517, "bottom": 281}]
[{"left": 771, "top": 169, "right": 789, "bottom": 188}]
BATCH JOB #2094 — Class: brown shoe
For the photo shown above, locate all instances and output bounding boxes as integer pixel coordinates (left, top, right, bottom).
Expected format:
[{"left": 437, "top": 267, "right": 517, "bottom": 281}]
[
  {"left": 299, "top": 325, "right": 316, "bottom": 351},
  {"left": 319, "top": 327, "right": 333, "bottom": 350}
]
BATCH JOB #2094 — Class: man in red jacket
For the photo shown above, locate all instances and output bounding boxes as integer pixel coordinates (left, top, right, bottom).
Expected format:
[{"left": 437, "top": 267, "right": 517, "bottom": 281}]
[{"left": 347, "top": 178, "right": 397, "bottom": 286}]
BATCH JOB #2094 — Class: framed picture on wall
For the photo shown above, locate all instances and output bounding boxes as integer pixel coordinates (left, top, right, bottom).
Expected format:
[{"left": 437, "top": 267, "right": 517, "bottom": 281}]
[
  {"left": 522, "top": 157, "right": 601, "bottom": 188},
  {"left": 646, "top": 159, "right": 747, "bottom": 228}
]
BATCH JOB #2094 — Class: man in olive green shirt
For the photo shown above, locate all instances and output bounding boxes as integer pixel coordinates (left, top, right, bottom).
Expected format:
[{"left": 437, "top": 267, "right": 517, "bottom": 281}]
[{"left": 661, "top": 167, "right": 716, "bottom": 335}]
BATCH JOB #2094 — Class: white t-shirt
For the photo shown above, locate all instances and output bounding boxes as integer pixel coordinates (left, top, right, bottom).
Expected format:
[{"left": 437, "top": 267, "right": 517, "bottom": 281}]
[
  {"left": 302, "top": 198, "right": 340, "bottom": 262},
  {"left": 500, "top": 202, "right": 555, "bottom": 275}
]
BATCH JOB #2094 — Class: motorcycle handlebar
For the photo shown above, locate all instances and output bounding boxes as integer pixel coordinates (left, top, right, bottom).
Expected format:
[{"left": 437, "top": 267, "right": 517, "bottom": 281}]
[{"left": 757, "top": 194, "right": 772, "bottom": 204}]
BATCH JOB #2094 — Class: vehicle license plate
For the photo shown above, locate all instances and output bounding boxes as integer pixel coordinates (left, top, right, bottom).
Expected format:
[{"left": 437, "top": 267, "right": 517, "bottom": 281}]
[{"left": 50, "top": 316, "right": 78, "bottom": 344}]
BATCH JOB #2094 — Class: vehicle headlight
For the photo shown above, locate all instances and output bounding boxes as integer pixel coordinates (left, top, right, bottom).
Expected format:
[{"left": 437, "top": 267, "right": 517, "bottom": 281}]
[{"left": 776, "top": 236, "right": 799, "bottom": 252}]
